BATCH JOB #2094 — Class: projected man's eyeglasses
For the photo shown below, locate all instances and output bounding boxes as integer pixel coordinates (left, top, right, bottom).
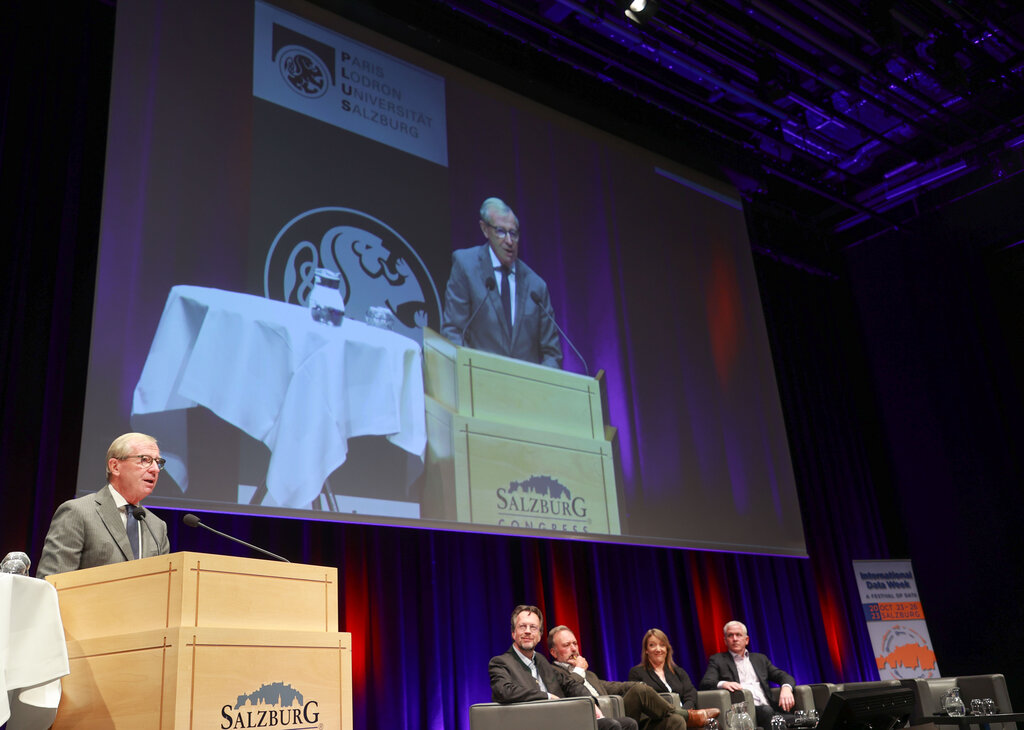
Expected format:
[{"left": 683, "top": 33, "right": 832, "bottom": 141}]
[
  {"left": 118, "top": 454, "right": 167, "bottom": 470},
  {"left": 484, "top": 221, "right": 520, "bottom": 240}
]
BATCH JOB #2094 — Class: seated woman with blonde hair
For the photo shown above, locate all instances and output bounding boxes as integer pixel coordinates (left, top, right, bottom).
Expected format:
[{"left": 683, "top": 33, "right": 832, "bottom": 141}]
[{"left": 629, "top": 628, "right": 718, "bottom": 727}]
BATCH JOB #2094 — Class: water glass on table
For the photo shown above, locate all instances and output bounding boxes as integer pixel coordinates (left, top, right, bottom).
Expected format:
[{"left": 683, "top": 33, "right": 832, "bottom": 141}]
[{"left": 942, "top": 688, "right": 966, "bottom": 717}]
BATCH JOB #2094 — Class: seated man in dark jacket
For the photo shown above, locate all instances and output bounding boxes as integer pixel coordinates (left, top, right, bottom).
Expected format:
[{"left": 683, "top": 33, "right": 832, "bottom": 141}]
[
  {"left": 700, "top": 621, "right": 796, "bottom": 729},
  {"left": 488, "top": 605, "right": 636, "bottom": 730}
]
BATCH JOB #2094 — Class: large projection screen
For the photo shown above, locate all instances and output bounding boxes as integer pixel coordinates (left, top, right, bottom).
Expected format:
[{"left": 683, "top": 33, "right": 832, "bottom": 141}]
[{"left": 78, "top": 0, "right": 807, "bottom": 556}]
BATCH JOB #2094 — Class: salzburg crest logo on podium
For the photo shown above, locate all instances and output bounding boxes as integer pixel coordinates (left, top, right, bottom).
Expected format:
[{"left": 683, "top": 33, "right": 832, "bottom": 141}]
[
  {"left": 495, "top": 475, "right": 590, "bottom": 533},
  {"left": 220, "top": 681, "right": 320, "bottom": 729}
]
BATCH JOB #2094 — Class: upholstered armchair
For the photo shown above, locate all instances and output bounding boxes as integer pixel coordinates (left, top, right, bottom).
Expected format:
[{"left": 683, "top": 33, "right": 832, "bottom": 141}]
[
  {"left": 597, "top": 694, "right": 627, "bottom": 719},
  {"left": 902, "top": 674, "right": 1015, "bottom": 730},
  {"left": 469, "top": 696, "right": 600, "bottom": 730},
  {"left": 771, "top": 684, "right": 816, "bottom": 712},
  {"left": 660, "top": 688, "right": 757, "bottom": 718}
]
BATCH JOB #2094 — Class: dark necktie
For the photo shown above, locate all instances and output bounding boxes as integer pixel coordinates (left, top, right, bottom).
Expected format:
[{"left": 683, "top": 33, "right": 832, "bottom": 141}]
[
  {"left": 499, "top": 265, "right": 512, "bottom": 333},
  {"left": 125, "top": 504, "right": 141, "bottom": 559}
]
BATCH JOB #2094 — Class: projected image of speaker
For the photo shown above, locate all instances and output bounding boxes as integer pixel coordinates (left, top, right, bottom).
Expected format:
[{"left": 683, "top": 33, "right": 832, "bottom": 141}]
[{"left": 817, "top": 687, "right": 916, "bottom": 730}]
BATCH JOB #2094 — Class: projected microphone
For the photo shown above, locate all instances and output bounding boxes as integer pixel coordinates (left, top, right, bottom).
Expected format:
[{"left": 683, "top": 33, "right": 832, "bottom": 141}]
[
  {"left": 0, "top": 551, "right": 31, "bottom": 575},
  {"left": 182, "top": 513, "right": 290, "bottom": 562},
  {"left": 461, "top": 276, "right": 497, "bottom": 346},
  {"left": 530, "top": 291, "right": 589, "bottom": 376}
]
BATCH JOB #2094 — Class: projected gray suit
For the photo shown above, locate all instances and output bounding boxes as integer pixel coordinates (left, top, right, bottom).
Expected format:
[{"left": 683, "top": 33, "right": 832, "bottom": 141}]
[
  {"left": 442, "top": 242, "right": 564, "bottom": 368},
  {"left": 442, "top": 197, "right": 562, "bottom": 368}
]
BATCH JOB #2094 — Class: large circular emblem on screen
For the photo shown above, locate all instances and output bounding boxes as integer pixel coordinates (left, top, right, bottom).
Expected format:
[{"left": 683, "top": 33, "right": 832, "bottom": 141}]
[
  {"left": 264, "top": 207, "right": 441, "bottom": 343},
  {"left": 277, "top": 45, "right": 330, "bottom": 98}
]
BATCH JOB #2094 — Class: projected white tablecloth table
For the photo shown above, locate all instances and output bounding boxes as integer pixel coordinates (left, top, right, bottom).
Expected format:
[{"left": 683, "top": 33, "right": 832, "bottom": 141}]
[
  {"left": 0, "top": 574, "right": 69, "bottom": 730},
  {"left": 132, "top": 285, "right": 426, "bottom": 508}
]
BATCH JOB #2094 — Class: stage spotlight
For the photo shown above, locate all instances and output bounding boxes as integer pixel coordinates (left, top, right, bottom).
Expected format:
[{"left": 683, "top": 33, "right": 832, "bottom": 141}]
[{"left": 620, "top": 0, "right": 658, "bottom": 24}]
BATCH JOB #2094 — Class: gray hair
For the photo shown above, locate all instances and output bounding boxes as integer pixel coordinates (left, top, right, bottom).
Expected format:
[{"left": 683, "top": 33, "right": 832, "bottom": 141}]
[
  {"left": 723, "top": 620, "right": 748, "bottom": 636},
  {"left": 548, "top": 624, "right": 572, "bottom": 649},
  {"left": 480, "top": 197, "right": 515, "bottom": 224},
  {"left": 105, "top": 432, "right": 158, "bottom": 479}
]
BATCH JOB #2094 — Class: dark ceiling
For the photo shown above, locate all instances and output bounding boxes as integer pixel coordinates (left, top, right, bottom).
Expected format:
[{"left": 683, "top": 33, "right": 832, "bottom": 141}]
[{"left": 334, "top": 0, "right": 1024, "bottom": 248}]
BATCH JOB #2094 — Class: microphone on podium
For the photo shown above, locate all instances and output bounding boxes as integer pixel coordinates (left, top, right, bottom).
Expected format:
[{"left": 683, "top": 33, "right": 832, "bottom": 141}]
[
  {"left": 129, "top": 504, "right": 160, "bottom": 555},
  {"left": 530, "top": 291, "right": 589, "bottom": 376},
  {"left": 182, "top": 513, "right": 290, "bottom": 563}
]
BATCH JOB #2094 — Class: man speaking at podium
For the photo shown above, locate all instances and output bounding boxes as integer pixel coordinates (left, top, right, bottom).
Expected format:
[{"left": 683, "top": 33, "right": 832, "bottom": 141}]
[
  {"left": 442, "top": 197, "right": 563, "bottom": 368},
  {"left": 37, "top": 432, "right": 170, "bottom": 579}
]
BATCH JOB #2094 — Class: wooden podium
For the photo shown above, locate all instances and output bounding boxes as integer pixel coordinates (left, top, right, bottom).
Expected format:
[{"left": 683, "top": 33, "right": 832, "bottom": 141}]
[
  {"left": 45, "top": 552, "right": 352, "bottom": 729},
  {"left": 422, "top": 328, "right": 623, "bottom": 535}
]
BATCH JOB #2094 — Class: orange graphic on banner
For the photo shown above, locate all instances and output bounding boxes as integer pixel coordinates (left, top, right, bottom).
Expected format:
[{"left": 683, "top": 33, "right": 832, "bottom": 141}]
[{"left": 876, "top": 643, "right": 937, "bottom": 672}]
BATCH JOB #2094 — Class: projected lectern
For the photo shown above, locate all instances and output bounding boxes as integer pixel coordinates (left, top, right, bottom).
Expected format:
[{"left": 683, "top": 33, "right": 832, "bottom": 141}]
[
  {"left": 421, "top": 327, "right": 623, "bottom": 535},
  {"left": 45, "top": 552, "right": 352, "bottom": 729}
]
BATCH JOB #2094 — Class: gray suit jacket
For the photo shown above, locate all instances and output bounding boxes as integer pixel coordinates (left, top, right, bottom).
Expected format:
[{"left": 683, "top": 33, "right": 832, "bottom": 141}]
[
  {"left": 36, "top": 486, "right": 170, "bottom": 579},
  {"left": 441, "top": 244, "right": 563, "bottom": 368}
]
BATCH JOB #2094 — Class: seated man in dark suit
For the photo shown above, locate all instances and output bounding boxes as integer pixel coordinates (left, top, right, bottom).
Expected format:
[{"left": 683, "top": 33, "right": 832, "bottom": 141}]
[
  {"left": 699, "top": 620, "right": 795, "bottom": 729},
  {"left": 548, "top": 625, "right": 718, "bottom": 729},
  {"left": 441, "top": 197, "right": 562, "bottom": 368},
  {"left": 37, "top": 432, "right": 170, "bottom": 579},
  {"left": 488, "top": 604, "right": 636, "bottom": 730}
]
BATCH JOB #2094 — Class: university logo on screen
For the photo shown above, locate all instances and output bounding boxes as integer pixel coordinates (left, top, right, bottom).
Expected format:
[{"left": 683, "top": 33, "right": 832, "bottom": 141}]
[
  {"left": 219, "top": 681, "right": 321, "bottom": 729},
  {"left": 254, "top": 1, "right": 448, "bottom": 166},
  {"left": 495, "top": 475, "right": 592, "bottom": 533},
  {"left": 267, "top": 21, "right": 336, "bottom": 101}
]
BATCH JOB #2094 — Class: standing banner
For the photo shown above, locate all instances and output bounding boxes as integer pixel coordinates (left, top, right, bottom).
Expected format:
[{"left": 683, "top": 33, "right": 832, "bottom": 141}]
[{"left": 852, "top": 559, "right": 939, "bottom": 679}]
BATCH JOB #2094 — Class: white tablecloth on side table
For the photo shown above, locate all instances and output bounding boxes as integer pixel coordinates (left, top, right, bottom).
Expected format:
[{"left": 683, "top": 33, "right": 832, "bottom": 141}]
[
  {"left": 132, "top": 285, "right": 426, "bottom": 508},
  {"left": 0, "top": 574, "right": 69, "bottom": 729}
]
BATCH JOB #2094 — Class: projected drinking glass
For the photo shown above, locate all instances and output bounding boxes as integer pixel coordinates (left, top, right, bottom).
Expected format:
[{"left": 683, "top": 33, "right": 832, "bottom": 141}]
[
  {"left": 970, "top": 700, "right": 984, "bottom": 715},
  {"left": 705, "top": 717, "right": 719, "bottom": 730},
  {"left": 770, "top": 713, "right": 787, "bottom": 730},
  {"left": 793, "top": 710, "right": 806, "bottom": 726},
  {"left": 806, "top": 709, "right": 819, "bottom": 726},
  {"left": 983, "top": 699, "right": 997, "bottom": 715},
  {"left": 309, "top": 268, "right": 345, "bottom": 326},
  {"left": 364, "top": 305, "right": 393, "bottom": 329}
]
